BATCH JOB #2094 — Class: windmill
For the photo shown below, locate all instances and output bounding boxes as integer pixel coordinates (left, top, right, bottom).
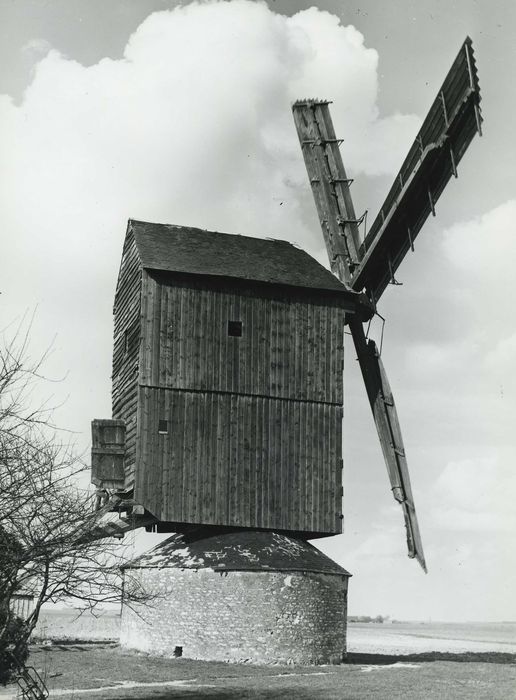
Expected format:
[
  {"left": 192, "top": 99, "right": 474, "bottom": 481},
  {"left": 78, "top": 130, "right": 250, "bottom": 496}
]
[
  {"left": 89, "top": 37, "right": 481, "bottom": 663},
  {"left": 292, "top": 37, "right": 482, "bottom": 572}
]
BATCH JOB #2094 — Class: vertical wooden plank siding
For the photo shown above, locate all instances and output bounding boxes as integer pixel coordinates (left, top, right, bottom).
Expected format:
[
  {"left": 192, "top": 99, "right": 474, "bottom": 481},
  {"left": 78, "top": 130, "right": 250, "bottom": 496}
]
[
  {"left": 111, "top": 229, "right": 142, "bottom": 488},
  {"left": 138, "top": 277, "right": 344, "bottom": 403},
  {"left": 132, "top": 275, "right": 345, "bottom": 535},
  {"left": 136, "top": 390, "right": 343, "bottom": 532}
]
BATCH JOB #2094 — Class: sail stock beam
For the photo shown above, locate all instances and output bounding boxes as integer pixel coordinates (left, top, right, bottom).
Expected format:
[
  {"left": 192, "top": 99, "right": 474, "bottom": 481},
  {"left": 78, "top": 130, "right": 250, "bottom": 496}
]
[
  {"left": 292, "top": 99, "right": 428, "bottom": 572},
  {"left": 292, "top": 100, "right": 362, "bottom": 286}
]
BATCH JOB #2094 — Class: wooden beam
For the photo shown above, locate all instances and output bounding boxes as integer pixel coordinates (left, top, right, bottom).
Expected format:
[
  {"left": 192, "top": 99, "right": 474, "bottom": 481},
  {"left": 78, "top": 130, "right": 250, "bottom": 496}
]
[
  {"left": 292, "top": 100, "right": 361, "bottom": 285},
  {"left": 293, "top": 99, "right": 427, "bottom": 571}
]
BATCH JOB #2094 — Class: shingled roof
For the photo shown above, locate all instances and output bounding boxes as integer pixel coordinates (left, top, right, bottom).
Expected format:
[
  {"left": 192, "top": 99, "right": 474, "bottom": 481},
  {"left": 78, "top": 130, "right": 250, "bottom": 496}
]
[{"left": 128, "top": 219, "right": 351, "bottom": 296}]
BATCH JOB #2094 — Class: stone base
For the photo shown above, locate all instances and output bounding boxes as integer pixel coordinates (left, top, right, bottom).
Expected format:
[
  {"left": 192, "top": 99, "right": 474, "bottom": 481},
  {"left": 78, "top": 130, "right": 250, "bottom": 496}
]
[{"left": 120, "top": 530, "right": 350, "bottom": 665}]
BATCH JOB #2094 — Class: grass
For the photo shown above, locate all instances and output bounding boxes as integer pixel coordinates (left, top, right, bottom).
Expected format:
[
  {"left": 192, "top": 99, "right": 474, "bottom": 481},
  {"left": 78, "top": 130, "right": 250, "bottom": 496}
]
[{"left": 1, "top": 643, "right": 514, "bottom": 700}]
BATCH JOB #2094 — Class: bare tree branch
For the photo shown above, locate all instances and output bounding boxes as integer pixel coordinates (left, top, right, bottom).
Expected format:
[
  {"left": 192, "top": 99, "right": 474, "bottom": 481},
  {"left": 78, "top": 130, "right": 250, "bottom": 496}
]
[{"left": 0, "top": 319, "right": 152, "bottom": 654}]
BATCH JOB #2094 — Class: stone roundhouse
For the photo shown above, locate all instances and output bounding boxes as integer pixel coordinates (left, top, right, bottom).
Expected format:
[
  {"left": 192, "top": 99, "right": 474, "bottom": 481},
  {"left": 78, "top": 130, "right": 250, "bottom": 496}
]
[{"left": 121, "top": 530, "right": 350, "bottom": 665}]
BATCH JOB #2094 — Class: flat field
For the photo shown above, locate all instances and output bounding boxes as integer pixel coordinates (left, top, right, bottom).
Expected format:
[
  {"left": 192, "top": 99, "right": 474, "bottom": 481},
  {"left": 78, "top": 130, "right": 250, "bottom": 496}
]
[
  {"left": 348, "top": 620, "right": 516, "bottom": 654},
  {"left": 1, "top": 643, "right": 516, "bottom": 700},
  {"left": 1, "top": 618, "right": 515, "bottom": 699}
]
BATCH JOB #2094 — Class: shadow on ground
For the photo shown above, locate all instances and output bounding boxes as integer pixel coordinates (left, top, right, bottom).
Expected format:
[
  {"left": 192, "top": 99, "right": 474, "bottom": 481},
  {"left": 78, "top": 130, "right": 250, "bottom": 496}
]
[
  {"left": 106, "top": 694, "right": 315, "bottom": 700},
  {"left": 346, "top": 651, "right": 516, "bottom": 665}
]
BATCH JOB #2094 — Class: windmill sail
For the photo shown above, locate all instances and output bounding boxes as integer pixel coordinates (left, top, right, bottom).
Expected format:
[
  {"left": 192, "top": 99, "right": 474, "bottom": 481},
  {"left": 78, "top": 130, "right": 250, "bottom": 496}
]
[
  {"left": 352, "top": 37, "right": 482, "bottom": 303},
  {"left": 348, "top": 318, "right": 426, "bottom": 570},
  {"left": 292, "top": 99, "right": 427, "bottom": 570}
]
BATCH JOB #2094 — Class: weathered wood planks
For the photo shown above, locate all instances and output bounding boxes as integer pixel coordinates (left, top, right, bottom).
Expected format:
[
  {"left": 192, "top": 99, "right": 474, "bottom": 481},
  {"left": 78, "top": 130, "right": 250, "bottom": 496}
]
[
  {"left": 106, "top": 225, "right": 347, "bottom": 537},
  {"left": 111, "top": 227, "right": 142, "bottom": 488},
  {"left": 138, "top": 273, "right": 344, "bottom": 404},
  {"left": 135, "top": 388, "right": 342, "bottom": 534}
]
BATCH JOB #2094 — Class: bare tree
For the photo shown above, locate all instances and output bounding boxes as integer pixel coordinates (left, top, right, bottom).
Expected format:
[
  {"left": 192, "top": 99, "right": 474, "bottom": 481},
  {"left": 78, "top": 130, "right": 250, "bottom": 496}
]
[{"left": 0, "top": 319, "right": 148, "bottom": 668}]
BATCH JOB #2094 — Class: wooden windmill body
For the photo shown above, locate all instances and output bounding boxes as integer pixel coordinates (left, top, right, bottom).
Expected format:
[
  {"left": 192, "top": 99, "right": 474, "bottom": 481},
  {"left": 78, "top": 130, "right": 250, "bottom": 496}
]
[
  {"left": 93, "top": 221, "right": 371, "bottom": 538},
  {"left": 90, "top": 38, "right": 481, "bottom": 662}
]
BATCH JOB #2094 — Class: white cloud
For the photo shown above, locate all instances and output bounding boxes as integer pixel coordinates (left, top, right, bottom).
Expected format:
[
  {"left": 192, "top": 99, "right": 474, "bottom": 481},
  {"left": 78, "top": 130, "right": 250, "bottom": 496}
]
[
  {"left": 381, "top": 199, "right": 516, "bottom": 450},
  {"left": 0, "top": 0, "right": 420, "bottom": 438},
  {"left": 21, "top": 38, "right": 53, "bottom": 58},
  {"left": 441, "top": 199, "right": 516, "bottom": 337},
  {"left": 442, "top": 199, "right": 516, "bottom": 274},
  {"left": 432, "top": 457, "right": 516, "bottom": 533},
  {"left": 486, "top": 331, "right": 516, "bottom": 388}
]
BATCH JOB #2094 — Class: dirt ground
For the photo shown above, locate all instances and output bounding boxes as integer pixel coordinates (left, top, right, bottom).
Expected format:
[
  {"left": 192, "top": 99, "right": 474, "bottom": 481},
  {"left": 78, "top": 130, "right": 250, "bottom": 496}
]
[{"left": 1, "top": 644, "right": 516, "bottom": 700}]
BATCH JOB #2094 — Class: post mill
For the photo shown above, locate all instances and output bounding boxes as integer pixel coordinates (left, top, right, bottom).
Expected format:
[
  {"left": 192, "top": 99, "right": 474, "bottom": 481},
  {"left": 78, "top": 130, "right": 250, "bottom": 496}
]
[{"left": 90, "top": 38, "right": 481, "bottom": 663}]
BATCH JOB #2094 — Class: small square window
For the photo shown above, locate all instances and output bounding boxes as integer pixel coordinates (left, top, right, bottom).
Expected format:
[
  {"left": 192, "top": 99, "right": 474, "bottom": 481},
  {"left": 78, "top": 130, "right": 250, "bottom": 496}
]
[
  {"left": 227, "top": 320, "right": 243, "bottom": 337},
  {"left": 158, "top": 420, "right": 168, "bottom": 434}
]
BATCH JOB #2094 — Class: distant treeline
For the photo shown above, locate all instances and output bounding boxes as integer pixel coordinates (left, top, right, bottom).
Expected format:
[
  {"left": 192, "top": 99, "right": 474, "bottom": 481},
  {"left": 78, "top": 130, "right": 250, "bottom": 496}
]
[{"left": 348, "top": 615, "right": 398, "bottom": 624}]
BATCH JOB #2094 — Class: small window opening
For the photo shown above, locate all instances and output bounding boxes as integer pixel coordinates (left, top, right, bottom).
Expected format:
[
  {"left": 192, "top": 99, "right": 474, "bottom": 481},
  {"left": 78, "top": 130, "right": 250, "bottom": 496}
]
[
  {"left": 158, "top": 420, "right": 168, "bottom": 434},
  {"left": 174, "top": 646, "right": 183, "bottom": 658},
  {"left": 227, "top": 320, "right": 243, "bottom": 337}
]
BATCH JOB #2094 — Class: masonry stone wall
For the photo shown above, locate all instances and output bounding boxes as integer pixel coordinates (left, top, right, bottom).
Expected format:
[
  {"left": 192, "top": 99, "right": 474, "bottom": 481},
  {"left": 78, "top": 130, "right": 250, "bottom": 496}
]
[{"left": 121, "top": 567, "right": 348, "bottom": 664}]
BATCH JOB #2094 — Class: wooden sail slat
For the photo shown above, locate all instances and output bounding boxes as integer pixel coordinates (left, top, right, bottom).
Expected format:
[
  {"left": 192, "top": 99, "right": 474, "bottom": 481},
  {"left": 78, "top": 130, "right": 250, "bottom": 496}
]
[{"left": 353, "top": 38, "right": 482, "bottom": 303}]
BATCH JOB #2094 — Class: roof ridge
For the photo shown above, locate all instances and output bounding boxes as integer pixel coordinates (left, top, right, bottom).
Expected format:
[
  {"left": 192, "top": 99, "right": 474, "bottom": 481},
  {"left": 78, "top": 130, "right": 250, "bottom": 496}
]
[
  {"left": 129, "top": 219, "right": 295, "bottom": 247},
  {"left": 126, "top": 219, "right": 355, "bottom": 299}
]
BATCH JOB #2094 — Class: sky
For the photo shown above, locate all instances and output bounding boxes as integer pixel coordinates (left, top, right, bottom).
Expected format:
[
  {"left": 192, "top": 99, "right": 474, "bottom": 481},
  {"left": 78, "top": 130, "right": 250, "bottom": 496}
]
[{"left": 1, "top": 0, "right": 515, "bottom": 622}]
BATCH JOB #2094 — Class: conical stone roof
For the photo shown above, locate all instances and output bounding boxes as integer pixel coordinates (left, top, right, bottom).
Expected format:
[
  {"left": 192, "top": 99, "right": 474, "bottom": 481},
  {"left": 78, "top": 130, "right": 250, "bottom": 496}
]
[{"left": 123, "top": 530, "right": 350, "bottom": 576}]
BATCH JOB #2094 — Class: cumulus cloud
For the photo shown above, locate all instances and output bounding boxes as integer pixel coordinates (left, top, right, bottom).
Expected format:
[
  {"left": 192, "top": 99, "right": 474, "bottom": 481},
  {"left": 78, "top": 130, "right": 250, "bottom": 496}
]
[
  {"left": 432, "top": 457, "right": 516, "bottom": 533},
  {"left": 0, "top": 0, "right": 420, "bottom": 436},
  {"left": 380, "top": 199, "right": 516, "bottom": 435},
  {"left": 21, "top": 38, "right": 53, "bottom": 58},
  {"left": 442, "top": 199, "right": 516, "bottom": 334}
]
